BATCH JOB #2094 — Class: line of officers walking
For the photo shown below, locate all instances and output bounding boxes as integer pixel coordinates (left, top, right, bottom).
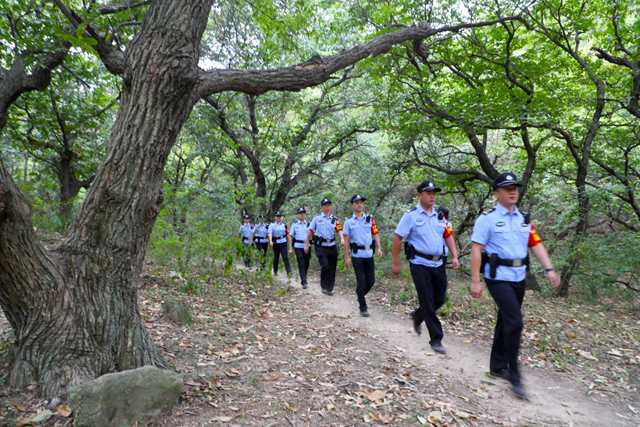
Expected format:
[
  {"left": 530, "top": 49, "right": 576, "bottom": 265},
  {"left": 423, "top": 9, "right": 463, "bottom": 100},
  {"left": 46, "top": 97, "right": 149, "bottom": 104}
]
[{"left": 237, "top": 173, "right": 560, "bottom": 400}]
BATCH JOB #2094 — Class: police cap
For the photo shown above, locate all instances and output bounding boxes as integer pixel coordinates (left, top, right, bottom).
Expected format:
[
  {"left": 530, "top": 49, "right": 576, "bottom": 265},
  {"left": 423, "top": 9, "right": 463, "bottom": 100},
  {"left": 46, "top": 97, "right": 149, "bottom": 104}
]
[
  {"left": 258, "top": 214, "right": 266, "bottom": 219},
  {"left": 492, "top": 173, "right": 523, "bottom": 190},
  {"left": 274, "top": 211, "right": 283, "bottom": 216},
  {"left": 242, "top": 214, "right": 250, "bottom": 219},
  {"left": 321, "top": 198, "right": 332, "bottom": 206},
  {"left": 417, "top": 180, "right": 442, "bottom": 193},
  {"left": 297, "top": 207, "right": 306, "bottom": 214},
  {"left": 350, "top": 194, "right": 367, "bottom": 203}
]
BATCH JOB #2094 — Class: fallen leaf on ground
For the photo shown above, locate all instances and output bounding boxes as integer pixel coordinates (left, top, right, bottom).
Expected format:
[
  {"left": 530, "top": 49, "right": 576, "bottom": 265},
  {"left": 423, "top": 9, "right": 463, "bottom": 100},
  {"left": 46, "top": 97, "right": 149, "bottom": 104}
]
[{"left": 57, "top": 404, "right": 72, "bottom": 417}]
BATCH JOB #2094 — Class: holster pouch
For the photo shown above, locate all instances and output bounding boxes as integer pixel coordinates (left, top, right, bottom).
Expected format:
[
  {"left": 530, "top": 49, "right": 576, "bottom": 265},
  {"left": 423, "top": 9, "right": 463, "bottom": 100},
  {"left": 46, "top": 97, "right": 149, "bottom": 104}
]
[
  {"left": 489, "top": 253, "right": 499, "bottom": 279},
  {"left": 404, "top": 241, "right": 415, "bottom": 260},
  {"left": 350, "top": 242, "right": 358, "bottom": 254},
  {"left": 312, "top": 235, "right": 319, "bottom": 246}
]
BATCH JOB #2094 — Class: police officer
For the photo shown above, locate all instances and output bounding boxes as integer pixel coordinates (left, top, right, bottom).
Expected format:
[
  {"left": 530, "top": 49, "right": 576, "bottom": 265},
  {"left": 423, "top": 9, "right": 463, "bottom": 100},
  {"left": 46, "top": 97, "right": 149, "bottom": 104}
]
[
  {"left": 269, "top": 211, "right": 291, "bottom": 277},
  {"left": 410, "top": 206, "right": 451, "bottom": 318},
  {"left": 470, "top": 172, "right": 560, "bottom": 399},
  {"left": 252, "top": 214, "right": 269, "bottom": 269},
  {"left": 392, "top": 180, "right": 460, "bottom": 355},
  {"left": 304, "top": 198, "right": 344, "bottom": 295},
  {"left": 238, "top": 214, "right": 254, "bottom": 267},
  {"left": 289, "top": 207, "right": 311, "bottom": 289},
  {"left": 343, "top": 194, "right": 383, "bottom": 317}
]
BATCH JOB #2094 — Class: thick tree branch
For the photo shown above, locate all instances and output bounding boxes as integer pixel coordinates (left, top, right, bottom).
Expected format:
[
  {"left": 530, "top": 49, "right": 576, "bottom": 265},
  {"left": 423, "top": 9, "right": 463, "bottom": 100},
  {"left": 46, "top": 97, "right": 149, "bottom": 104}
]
[{"left": 196, "top": 17, "right": 524, "bottom": 97}]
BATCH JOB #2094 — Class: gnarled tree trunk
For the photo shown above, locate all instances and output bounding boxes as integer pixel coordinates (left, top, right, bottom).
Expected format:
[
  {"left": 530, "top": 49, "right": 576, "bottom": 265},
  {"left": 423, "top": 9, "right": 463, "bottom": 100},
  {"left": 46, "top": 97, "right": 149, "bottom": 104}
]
[{"left": 0, "top": 0, "right": 213, "bottom": 397}]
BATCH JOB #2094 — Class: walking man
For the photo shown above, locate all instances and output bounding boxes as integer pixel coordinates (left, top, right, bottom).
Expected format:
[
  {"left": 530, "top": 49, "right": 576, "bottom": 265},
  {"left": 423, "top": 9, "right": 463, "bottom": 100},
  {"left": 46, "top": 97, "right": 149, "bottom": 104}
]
[
  {"left": 304, "top": 198, "right": 343, "bottom": 295},
  {"left": 392, "top": 180, "right": 459, "bottom": 354},
  {"left": 289, "top": 207, "right": 311, "bottom": 289},
  {"left": 252, "top": 214, "right": 269, "bottom": 269},
  {"left": 343, "top": 194, "right": 383, "bottom": 317},
  {"left": 238, "top": 214, "right": 254, "bottom": 267},
  {"left": 470, "top": 172, "right": 560, "bottom": 399},
  {"left": 269, "top": 211, "right": 291, "bottom": 277}
]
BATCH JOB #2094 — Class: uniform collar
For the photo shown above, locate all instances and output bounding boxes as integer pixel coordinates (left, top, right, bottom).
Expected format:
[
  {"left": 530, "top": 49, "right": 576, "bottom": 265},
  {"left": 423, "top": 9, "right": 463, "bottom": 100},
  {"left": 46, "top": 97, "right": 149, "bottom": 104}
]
[
  {"left": 352, "top": 212, "right": 365, "bottom": 220},
  {"left": 297, "top": 219, "right": 306, "bottom": 224},
  {"left": 496, "top": 203, "right": 520, "bottom": 216},
  {"left": 416, "top": 203, "right": 437, "bottom": 217}
]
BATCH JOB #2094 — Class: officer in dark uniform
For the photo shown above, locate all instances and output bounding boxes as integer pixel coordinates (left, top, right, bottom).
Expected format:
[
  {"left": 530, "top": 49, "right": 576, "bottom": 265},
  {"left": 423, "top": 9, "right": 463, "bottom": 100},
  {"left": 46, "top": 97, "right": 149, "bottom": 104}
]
[
  {"left": 343, "top": 194, "right": 383, "bottom": 317},
  {"left": 269, "top": 211, "right": 291, "bottom": 277},
  {"left": 392, "top": 180, "right": 459, "bottom": 354},
  {"left": 238, "top": 214, "right": 254, "bottom": 267},
  {"left": 252, "top": 214, "right": 269, "bottom": 269},
  {"left": 471, "top": 172, "right": 560, "bottom": 399},
  {"left": 289, "top": 207, "right": 312, "bottom": 289},
  {"left": 304, "top": 198, "right": 344, "bottom": 295}
]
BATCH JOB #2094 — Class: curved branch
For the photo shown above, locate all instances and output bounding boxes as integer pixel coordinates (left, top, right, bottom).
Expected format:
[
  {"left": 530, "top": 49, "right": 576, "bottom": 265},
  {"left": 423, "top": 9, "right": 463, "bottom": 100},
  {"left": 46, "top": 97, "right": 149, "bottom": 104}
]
[{"left": 196, "top": 16, "right": 525, "bottom": 97}]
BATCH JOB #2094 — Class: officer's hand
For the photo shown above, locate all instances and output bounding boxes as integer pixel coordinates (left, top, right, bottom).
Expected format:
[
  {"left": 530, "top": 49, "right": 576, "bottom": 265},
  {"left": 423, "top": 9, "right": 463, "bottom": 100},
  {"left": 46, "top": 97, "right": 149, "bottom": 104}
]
[
  {"left": 270, "top": 241, "right": 273, "bottom": 247},
  {"left": 547, "top": 270, "right": 561, "bottom": 288},
  {"left": 340, "top": 238, "right": 344, "bottom": 246},
  {"left": 392, "top": 262, "right": 401, "bottom": 276},
  {"left": 304, "top": 245, "right": 309, "bottom": 254},
  {"left": 471, "top": 281, "right": 483, "bottom": 298},
  {"left": 288, "top": 248, "right": 293, "bottom": 254},
  {"left": 451, "top": 258, "right": 460, "bottom": 270},
  {"left": 345, "top": 257, "right": 351, "bottom": 268},
  {"left": 377, "top": 249, "right": 383, "bottom": 259}
]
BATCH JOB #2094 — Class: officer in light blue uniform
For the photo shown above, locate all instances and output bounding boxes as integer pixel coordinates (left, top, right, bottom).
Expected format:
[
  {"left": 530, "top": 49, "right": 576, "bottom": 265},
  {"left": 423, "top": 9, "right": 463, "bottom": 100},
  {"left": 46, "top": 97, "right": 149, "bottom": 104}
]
[
  {"left": 471, "top": 172, "right": 560, "bottom": 399},
  {"left": 304, "top": 198, "right": 344, "bottom": 295},
  {"left": 238, "top": 214, "right": 254, "bottom": 267},
  {"left": 252, "top": 214, "right": 269, "bottom": 269},
  {"left": 343, "top": 194, "right": 383, "bottom": 317},
  {"left": 392, "top": 180, "right": 459, "bottom": 355},
  {"left": 289, "top": 207, "right": 311, "bottom": 289},
  {"left": 269, "top": 211, "right": 291, "bottom": 277}
]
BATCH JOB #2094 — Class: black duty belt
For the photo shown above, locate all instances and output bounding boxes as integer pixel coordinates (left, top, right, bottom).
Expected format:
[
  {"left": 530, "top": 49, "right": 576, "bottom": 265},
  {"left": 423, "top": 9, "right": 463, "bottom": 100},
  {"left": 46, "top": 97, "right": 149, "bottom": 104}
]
[
  {"left": 481, "top": 252, "right": 530, "bottom": 279},
  {"left": 273, "top": 236, "right": 287, "bottom": 242},
  {"left": 318, "top": 238, "right": 335, "bottom": 243},
  {"left": 404, "top": 242, "right": 442, "bottom": 261},
  {"left": 414, "top": 250, "right": 443, "bottom": 261}
]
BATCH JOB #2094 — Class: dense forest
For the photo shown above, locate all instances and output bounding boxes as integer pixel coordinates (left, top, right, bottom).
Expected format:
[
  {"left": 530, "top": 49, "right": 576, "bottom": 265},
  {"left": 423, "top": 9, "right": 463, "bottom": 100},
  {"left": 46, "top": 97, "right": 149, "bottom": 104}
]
[{"left": 1, "top": 0, "right": 638, "bottom": 406}]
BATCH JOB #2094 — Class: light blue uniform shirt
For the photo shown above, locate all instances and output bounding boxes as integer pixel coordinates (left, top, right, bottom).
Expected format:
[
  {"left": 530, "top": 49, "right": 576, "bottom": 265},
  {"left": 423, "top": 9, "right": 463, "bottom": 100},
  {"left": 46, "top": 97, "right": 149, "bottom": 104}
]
[
  {"left": 309, "top": 213, "right": 340, "bottom": 247},
  {"left": 471, "top": 203, "right": 532, "bottom": 282},
  {"left": 290, "top": 220, "right": 310, "bottom": 249},
  {"left": 343, "top": 213, "right": 374, "bottom": 258},
  {"left": 394, "top": 204, "right": 447, "bottom": 267},
  {"left": 238, "top": 223, "right": 254, "bottom": 243},
  {"left": 269, "top": 221, "right": 288, "bottom": 244},
  {"left": 253, "top": 223, "right": 269, "bottom": 243}
]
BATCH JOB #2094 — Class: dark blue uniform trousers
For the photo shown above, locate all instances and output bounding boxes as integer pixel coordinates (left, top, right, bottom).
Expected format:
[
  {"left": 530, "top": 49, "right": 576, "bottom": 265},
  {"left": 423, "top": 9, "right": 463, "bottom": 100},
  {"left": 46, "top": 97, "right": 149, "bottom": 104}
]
[
  {"left": 485, "top": 278, "right": 526, "bottom": 385},
  {"left": 272, "top": 242, "right": 291, "bottom": 275},
  {"left": 352, "top": 257, "right": 375, "bottom": 311},
  {"left": 315, "top": 245, "right": 338, "bottom": 292},
  {"left": 255, "top": 242, "right": 268, "bottom": 268},
  {"left": 294, "top": 247, "right": 311, "bottom": 285},
  {"left": 410, "top": 263, "right": 447, "bottom": 346}
]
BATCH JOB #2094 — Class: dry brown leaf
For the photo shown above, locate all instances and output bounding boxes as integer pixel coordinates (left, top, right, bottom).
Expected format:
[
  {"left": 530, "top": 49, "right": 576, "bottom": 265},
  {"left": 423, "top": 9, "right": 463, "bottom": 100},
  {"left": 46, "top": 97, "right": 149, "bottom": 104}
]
[
  {"left": 211, "top": 416, "right": 233, "bottom": 422},
  {"left": 326, "top": 404, "right": 335, "bottom": 411},
  {"left": 368, "top": 389, "right": 385, "bottom": 402},
  {"left": 284, "top": 402, "right": 298, "bottom": 412},
  {"left": 209, "top": 379, "right": 217, "bottom": 389},
  {"left": 16, "top": 418, "right": 32, "bottom": 427},
  {"left": 57, "top": 404, "right": 73, "bottom": 417},
  {"left": 10, "top": 402, "right": 27, "bottom": 412},
  {"left": 178, "top": 342, "right": 192, "bottom": 348},
  {"left": 228, "top": 406, "right": 240, "bottom": 411},
  {"left": 319, "top": 382, "right": 334, "bottom": 387},
  {"left": 263, "top": 374, "right": 281, "bottom": 381}
]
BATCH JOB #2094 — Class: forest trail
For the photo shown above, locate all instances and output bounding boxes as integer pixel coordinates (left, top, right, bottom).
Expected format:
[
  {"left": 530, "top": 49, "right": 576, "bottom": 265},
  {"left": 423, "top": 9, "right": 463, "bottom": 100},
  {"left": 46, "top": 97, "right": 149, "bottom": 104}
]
[{"left": 275, "top": 271, "right": 639, "bottom": 427}]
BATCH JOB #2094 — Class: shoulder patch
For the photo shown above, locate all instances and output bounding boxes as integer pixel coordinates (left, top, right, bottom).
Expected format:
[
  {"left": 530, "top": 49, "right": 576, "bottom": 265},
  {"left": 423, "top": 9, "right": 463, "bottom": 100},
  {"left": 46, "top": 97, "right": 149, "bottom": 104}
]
[
  {"left": 482, "top": 208, "right": 496, "bottom": 215},
  {"left": 407, "top": 207, "right": 418, "bottom": 213}
]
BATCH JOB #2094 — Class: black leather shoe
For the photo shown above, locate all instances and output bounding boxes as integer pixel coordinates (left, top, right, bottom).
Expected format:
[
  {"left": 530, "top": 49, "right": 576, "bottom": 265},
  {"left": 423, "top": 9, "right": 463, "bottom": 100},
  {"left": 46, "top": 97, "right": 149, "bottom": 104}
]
[
  {"left": 412, "top": 315, "right": 422, "bottom": 335},
  {"left": 302, "top": 284, "right": 308, "bottom": 289},
  {"left": 431, "top": 342, "right": 447, "bottom": 354},
  {"left": 322, "top": 289, "right": 328, "bottom": 294},
  {"left": 489, "top": 368, "right": 511, "bottom": 382},
  {"left": 327, "top": 291, "right": 334, "bottom": 296},
  {"left": 360, "top": 310, "right": 370, "bottom": 317},
  {"left": 512, "top": 382, "right": 529, "bottom": 399}
]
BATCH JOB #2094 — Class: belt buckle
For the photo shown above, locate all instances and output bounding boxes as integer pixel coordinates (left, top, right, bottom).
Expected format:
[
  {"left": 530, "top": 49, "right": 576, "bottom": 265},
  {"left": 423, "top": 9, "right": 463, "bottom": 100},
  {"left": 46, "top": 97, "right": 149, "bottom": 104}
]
[
  {"left": 512, "top": 259, "right": 523, "bottom": 267},
  {"left": 364, "top": 245, "right": 371, "bottom": 250},
  {"left": 433, "top": 256, "right": 441, "bottom": 261}
]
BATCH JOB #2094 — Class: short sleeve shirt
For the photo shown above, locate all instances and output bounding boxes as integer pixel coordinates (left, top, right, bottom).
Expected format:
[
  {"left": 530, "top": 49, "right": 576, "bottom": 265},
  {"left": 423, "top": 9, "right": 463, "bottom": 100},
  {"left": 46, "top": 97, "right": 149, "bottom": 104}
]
[
  {"left": 394, "top": 204, "right": 453, "bottom": 267},
  {"left": 239, "top": 223, "right": 254, "bottom": 242},
  {"left": 342, "top": 213, "right": 379, "bottom": 258},
  {"left": 309, "top": 213, "right": 343, "bottom": 247},
  {"left": 269, "top": 221, "right": 289, "bottom": 243},
  {"left": 253, "top": 223, "right": 269, "bottom": 241},
  {"left": 471, "top": 203, "right": 542, "bottom": 281},
  {"left": 290, "top": 220, "right": 311, "bottom": 249}
]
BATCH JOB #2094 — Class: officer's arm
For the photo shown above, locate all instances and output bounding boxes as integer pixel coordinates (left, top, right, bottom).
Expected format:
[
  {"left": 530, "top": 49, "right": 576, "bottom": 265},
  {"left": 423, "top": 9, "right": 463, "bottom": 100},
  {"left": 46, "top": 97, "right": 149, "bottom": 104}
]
[
  {"left": 530, "top": 243, "right": 561, "bottom": 288},
  {"left": 373, "top": 233, "right": 382, "bottom": 257},
  {"left": 470, "top": 243, "right": 484, "bottom": 298},
  {"left": 445, "top": 235, "right": 459, "bottom": 267},
  {"left": 392, "top": 234, "right": 402, "bottom": 264},
  {"left": 304, "top": 229, "right": 313, "bottom": 245},
  {"left": 343, "top": 235, "right": 351, "bottom": 260},
  {"left": 287, "top": 231, "right": 293, "bottom": 250},
  {"left": 268, "top": 231, "right": 273, "bottom": 245}
]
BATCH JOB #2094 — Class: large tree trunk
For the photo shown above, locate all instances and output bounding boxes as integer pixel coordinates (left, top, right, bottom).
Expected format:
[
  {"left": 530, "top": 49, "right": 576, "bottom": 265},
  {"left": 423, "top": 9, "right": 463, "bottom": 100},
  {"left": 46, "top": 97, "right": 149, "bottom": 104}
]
[{"left": 0, "top": 0, "right": 213, "bottom": 397}]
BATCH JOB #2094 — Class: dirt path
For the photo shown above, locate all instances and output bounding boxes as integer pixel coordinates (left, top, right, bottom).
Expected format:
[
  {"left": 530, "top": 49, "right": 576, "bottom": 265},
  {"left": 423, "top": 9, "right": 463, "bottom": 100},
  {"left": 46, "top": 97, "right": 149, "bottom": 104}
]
[{"left": 286, "top": 273, "right": 639, "bottom": 427}]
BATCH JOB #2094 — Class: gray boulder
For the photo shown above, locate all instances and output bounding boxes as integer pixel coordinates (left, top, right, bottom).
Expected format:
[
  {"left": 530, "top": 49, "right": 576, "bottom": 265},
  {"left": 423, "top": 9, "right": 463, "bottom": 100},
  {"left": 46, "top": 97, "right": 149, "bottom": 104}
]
[
  {"left": 69, "top": 366, "right": 183, "bottom": 427},
  {"left": 162, "top": 296, "right": 193, "bottom": 324}
]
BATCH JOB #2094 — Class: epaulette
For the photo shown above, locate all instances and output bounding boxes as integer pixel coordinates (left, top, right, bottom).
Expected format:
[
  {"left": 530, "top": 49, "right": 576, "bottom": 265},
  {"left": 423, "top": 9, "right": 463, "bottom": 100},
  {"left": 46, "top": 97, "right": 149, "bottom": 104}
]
[
  {"left": 407, "top": 207, "right": 417, "bottom": 213},
  {"left": 482, "top": 208, "right": 496, "bottom": 215},
  {"left": 366, "top": 214, "right": 371, "bottom": 223},
  {"left": 315, "top": 213, "right": 322, "bottom": 217}
]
